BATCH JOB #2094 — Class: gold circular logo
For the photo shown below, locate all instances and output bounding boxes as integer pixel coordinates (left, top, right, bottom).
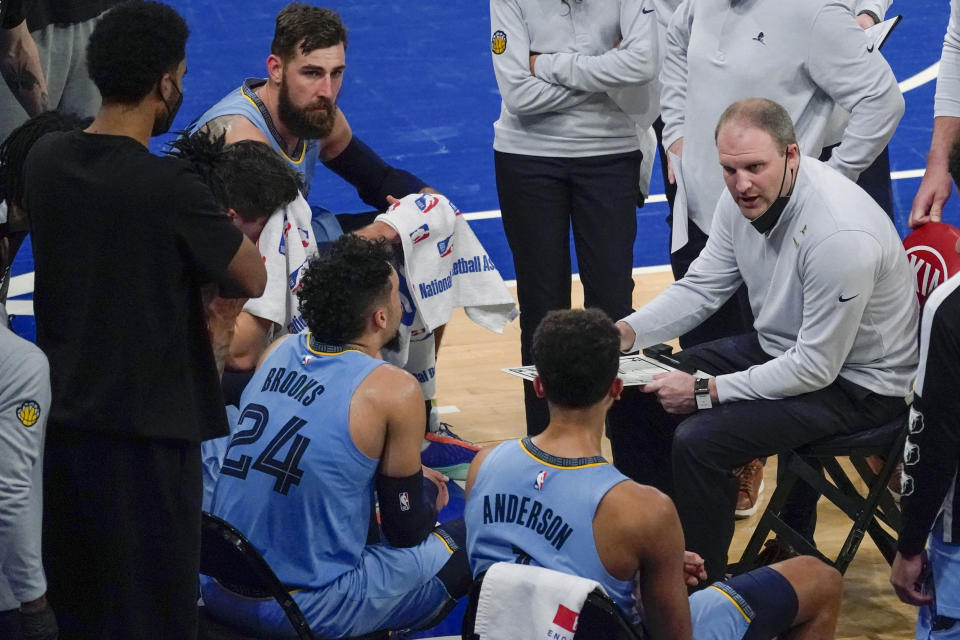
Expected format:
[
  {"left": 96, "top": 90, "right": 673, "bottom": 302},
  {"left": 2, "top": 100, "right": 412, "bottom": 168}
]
[
  {"left": 492, "top": 30, "right": 507, "bottom": 55},
  {"left": 17, "top": 400, "right": 40, "bottom": 427}
]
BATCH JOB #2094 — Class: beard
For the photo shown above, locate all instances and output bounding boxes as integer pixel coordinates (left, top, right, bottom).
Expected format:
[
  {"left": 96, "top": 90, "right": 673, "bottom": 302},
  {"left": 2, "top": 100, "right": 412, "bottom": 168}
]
[
  {"left": 277, "top": 79, "right": 338, "bottom": 139},
  {"left": 382, "top": 328, "right": 402, "bottom": 354}
]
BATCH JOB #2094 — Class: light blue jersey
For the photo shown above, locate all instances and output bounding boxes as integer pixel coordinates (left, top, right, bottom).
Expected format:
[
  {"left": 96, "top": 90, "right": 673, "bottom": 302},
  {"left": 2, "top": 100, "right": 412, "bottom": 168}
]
[
  {"left": 187, "top": 78, "right": 320, "bottom": 196},
  {"left": 203, "top": 334, "right": 462, "bottom": 638},
  {"left": 210, "top": 334, "right": 383, "bottom": 589},
  {"left": 465, "top": 438, "right": 636, "bottom": 617}
]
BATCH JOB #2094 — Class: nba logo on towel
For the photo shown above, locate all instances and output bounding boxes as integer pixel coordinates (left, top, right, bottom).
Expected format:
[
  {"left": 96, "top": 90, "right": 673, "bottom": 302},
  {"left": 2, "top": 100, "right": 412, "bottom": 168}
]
[
  {"left": 399, "top": 492, "right": 410, "bottom": 512},
  {"left": 534, "top": 470, "right": 547, "bottom": 491},
  {"left": 552, "top": 604, "right": 579, "bottom": 633},
  {"left": 410, "top": 224, "right": 430, "bottom": 244},
  {"left": 415, "top": 194, "right": 439, "bottom": 213},
  {"left": 437, "top": 235, "right": 454, "bottom": 257}
]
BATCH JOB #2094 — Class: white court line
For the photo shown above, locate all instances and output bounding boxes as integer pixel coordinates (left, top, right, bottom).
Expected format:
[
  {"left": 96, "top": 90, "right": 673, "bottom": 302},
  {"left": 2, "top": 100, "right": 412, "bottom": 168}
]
[
  {"left": 436, "top": 405, "right": 460, "bottom": 415},
  {"left": 900, "top": 62, "right": 939, "bottom": 94},
  {"left": 891, "top": 169, "right": 926, "bottom": 180}
]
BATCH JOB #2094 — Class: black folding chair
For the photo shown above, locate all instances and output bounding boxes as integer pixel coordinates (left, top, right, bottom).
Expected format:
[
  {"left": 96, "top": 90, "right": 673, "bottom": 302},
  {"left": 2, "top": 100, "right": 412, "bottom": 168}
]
[
  {"left": 199, "top": 512, "right": 316, "bottom": 640},
  {"left": 198, "top": 512, "right": 387, "bottom": 640},
  {"left": 461, "top": 566, "right": 646, "bottom": 640},
  {"left": 731, "top": 412, "right": 907, "bottom": 575}
]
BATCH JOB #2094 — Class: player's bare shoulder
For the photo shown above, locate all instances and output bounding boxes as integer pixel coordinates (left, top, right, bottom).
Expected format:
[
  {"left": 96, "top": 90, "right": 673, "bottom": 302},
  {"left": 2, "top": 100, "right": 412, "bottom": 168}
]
[
  {"left": 597, "top": 480, "right": 676, "bottom": 538},
  {"left": 352, "top": 362, "right": 422, "bottom": 416},
  {"left": 349, "top": 362, "right": 422, "bottom": 459},
  {"left": 200, "top": 114, "right": 271, "bottom": 146}
]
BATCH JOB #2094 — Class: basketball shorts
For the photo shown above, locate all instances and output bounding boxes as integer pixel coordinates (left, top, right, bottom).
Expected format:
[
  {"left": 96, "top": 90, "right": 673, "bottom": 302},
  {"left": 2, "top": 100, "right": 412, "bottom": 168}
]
[
  {"left": 689, "top": 566, "right": 799, "bottom": 640},
  {"left": 201, "top": 526, "right": 465, "bottom": 638}
]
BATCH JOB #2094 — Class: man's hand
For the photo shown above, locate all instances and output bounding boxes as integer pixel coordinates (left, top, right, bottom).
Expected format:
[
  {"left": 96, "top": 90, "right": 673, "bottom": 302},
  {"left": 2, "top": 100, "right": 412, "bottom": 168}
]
[
  {"left": 616, "top": 321, "right": 636, "bottom": 352},
  {"left": 910, "top": 116, "right": 960, "bottom": 228},
  {"left": 20, "top": 594, "right": 58, "bottom": 640},
  {"left": 909, "top": 167, "right": 953, "bottom": 229},
  {"left": 683, "top": 551, "right": 707, "bottom": 587},
  {"left": 856, "top": 12, "right": 879, "bottom": 29},
  {"left": 529, "top": 53, "right": 539, "bottom": 75},
  {"left": 423, "top": 465, "right": 450, "bottom": 511},
  {"left": 666, "top": 138, "right": 683, "bottom": 185},
  {"left": 354, "top": 220, "right": 400, "bottom": 244},
  {"left": 643, "top": 370, "right": 697, "bottom": 414},
  {"left": 890, "top": 551, "right": 934, "bottom": 606}
]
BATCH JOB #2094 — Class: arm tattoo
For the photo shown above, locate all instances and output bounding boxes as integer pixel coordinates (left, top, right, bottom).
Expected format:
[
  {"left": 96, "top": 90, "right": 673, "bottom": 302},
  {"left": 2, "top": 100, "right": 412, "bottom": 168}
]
[
  {"left": 201, "top": 115, "right": 236, "bottom": 139},
  {"left": 2, "top": 62, "right": 39, "bottom": 93},
  {"left": 2, "top": 63, "right": 46, "bottom": 111}
]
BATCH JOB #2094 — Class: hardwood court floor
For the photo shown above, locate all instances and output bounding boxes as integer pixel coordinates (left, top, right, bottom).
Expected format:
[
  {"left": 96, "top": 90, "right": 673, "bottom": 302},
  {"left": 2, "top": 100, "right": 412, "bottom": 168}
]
[{"left": 435, "top": 270, "right": 917, "bottom": 640}]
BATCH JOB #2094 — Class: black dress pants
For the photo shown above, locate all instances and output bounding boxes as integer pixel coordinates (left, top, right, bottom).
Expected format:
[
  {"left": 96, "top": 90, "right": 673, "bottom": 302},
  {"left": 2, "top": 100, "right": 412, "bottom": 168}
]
[
  {"left": 607, "top": 333, "right": 905, "bottom": 582},
  {"left": 43, "top": 427, "right": 202, "bottom": 639},
  {"left": 495, "top": 149, "right": 642, "bottom": 435}
]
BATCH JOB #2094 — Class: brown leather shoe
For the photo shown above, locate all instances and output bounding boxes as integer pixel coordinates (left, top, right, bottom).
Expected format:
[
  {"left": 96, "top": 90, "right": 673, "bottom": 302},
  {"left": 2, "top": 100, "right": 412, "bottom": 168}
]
[{"left": 734, "top": 459, "right": 765, "bottom": 519}]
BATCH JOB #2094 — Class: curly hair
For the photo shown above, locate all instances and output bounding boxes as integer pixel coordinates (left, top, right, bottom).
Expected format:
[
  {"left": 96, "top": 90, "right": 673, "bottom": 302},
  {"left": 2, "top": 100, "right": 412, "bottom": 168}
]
[
  {"left": 1, "top": 111, "right": 91, "bottom": 213},
  {"left": 166, "top": 132, "right": 301, "bottom": 222},
  {"left": 87, "top": 1, "right": 189, "bottom": 104},
  {"left": 531, "top": 309, "right": 621, "bottom": 408},
  {"left": 272, "top": 3, "right": 347, "bottom": 61},
  {"left": 297, "top": 235, "right": 394, "bottom": 344}
]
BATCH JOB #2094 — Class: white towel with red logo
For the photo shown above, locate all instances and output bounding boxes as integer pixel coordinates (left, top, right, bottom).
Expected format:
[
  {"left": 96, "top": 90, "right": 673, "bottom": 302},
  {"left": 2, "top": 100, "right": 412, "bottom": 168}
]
[
  {"left": 474, "top": 562, "right": 603, "bottom": 640},
  {"left": 243, "top": 193, "right": 317, "bottom": 335},
  {"left": 375, "top": 193, "right": 517, "bottom": 333}
]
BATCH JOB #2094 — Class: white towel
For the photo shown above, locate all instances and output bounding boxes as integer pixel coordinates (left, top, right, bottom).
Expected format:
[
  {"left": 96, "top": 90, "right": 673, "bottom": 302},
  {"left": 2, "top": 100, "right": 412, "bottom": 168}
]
[
  {"left": 474, "top": 562, "right": 605, "bottom": 640},
  {"left": 243, "top": 193, "right": 318, "bottom": 336},
  {"left": 375, "top": 193, "right": 518, "bottom": 333}
]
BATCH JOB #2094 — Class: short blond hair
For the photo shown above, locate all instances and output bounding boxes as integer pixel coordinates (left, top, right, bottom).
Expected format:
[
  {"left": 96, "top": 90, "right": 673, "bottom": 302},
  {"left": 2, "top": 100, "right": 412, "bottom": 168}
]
[{"left": 714, "top": 98, "right": 798, "bottom": 152}]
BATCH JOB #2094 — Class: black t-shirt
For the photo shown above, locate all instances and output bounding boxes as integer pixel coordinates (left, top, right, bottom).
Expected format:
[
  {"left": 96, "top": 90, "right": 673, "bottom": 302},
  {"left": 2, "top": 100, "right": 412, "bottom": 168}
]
[
  {"left": 1, "top": 0, "right": 26, "bottom": 29},
  {"left": 24, "top": 130, "right": 243, "bottom": 442},
  {"left": 26, "top": 0, "right": 120, "bottom": 33}
]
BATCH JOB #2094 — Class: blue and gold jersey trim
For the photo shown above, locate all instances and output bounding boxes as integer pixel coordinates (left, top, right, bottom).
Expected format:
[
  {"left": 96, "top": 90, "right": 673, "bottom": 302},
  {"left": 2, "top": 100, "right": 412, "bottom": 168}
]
[
  {"left": 708, "top": 583, "right": 754, "bottom": 623},
  {"left": 306, "top": 334, "right": 363, "bottom": 356},
  {"left": 240, "top": 80, "right": 306, "bottom": 164},
  {"left": 519, "top": 438, "right": 608, "bottom": 470}
]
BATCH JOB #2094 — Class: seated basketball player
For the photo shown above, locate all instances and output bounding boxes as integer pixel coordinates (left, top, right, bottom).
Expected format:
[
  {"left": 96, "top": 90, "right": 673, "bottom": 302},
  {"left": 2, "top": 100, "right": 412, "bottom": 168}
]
[
  {"left": 465, "top": 309, "right": 843, "bottom": 640},
  {"left": 202, "top": 235, "right": 471, "bottom": 638},
  {"left": 166, "top": 132, "right": 301, "bottom": 375}
]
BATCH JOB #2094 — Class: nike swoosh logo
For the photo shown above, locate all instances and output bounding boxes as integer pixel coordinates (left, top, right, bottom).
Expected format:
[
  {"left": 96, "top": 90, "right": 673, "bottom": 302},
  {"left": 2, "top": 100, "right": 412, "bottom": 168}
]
[
  {"left": 867, "top": 44, "right": 875, "bottom": 53},
  {"left": 838, "top": 294, "right": 860, "bottom": 303},
  {"left": 642, "top": 7, "right": 655, "bottom": 13}
]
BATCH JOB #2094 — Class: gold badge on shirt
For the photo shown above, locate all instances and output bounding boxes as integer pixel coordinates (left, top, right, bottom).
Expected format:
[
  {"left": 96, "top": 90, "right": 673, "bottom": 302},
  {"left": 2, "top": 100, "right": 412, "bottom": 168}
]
[
  {"left": 17, "top": 400, "right": 41, "bottom": 427},
  {"left": 492, "top": 30, "right": 507, "bottom": 55}
]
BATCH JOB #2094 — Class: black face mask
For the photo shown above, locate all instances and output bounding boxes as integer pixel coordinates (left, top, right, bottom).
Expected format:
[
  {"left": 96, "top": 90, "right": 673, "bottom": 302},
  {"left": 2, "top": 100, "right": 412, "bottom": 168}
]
[
  {"left": 750, "top": 148, "right": 795, "bottom": 235},
  {"left": 151, "top": 78, "right": 183, "bottom": 136}
]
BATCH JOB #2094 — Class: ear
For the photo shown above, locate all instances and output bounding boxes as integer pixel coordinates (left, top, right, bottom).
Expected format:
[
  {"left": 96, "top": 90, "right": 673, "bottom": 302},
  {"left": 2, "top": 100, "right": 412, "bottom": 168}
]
[
  {"left": 372, "top": 306, "right": 388, "bottom": 331},
  {"left": 610, "top": 377, "right": 624, "bottom": 401},
  {"left": 226, "top": 208, "right": 239, "bottom": 221},
  {"left": 786, "top": 143, "right": 800, "bottom": 168},
  {"left": 155, "top": 72, "right": 170, "bottom": 99},
  {"left": 266, "top": 54, "right": 284, "bottom": 84},
  {"left": 532, "top": 376, "right": 546, "bottom": 399}
]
